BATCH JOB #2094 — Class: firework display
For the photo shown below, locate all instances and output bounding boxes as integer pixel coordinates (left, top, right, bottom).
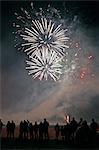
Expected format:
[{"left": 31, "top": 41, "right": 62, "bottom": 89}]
[
  {"left": 13, "top": 2, "right": 94, "bottom": 82},
  {"left": 21, "top": 18, "right": 69, "bottom": 56},
  {"left": 26, "top": 49, "right": 62, "bottom": 81}
]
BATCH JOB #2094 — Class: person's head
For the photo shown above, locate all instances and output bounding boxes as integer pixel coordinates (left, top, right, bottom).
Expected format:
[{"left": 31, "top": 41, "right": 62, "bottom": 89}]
[
  {"left": 80, "top": 118, "right": 83, "bottom": 121},
  {"left": 92, "top": 118, "right": 94, "bottom": 122},
  {"left": 82, "top": 120, "right": 87, "bottom": 126},
  {"left": 44, "top": 118, "right": 46, "bottom": 121}
]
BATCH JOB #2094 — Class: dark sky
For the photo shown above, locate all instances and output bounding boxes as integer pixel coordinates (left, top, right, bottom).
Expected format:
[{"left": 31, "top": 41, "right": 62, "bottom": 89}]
[
  {"left": 1, "top": 1, "right": 99, "bottom": 123},
  {"left": 1, "top": 1, "right": 99, "bottom": 70}
]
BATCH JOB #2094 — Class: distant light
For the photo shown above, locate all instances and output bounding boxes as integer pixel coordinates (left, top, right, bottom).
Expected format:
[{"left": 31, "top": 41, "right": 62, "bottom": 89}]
[{"left": 88, "top": 54, "right": 94, "bottom": 60}]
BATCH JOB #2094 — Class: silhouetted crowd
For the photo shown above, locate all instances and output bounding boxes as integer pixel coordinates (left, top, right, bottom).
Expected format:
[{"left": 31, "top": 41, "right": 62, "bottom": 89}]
[
  {"left": 0, "top": 118, "right": 49, "bottom": 141},
  {"left": 19, "top": 118, "right": 49, "bottom": 140},
  {"left": 55, "top": 118, "right": 99, "bottom": 146},
  {"left": 0, "top": 118, "right": 99, "bottom": 146}
]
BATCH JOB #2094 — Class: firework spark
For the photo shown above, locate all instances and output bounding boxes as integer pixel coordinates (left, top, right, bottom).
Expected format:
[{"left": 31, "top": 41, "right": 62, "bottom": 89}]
[
  {"left": 60, "top": 40, "right": 82, "bottom": 82},
  {"left": 26, "top": 48, "right": 62, "bottom": 81},
  {"left": 21, "top": 18, "right": 69, "bottom": 56}
]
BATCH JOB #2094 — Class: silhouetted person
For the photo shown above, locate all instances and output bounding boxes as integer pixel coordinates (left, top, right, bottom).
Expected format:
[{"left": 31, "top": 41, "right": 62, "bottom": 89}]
[
  {"left": 6, "top": 121, "right": 11, "bottom": 138},
  {"left": 27, "top": 120, "right": 30, "bottom": 138},
  {"left": 19, "top": 121, "right": 24, "bottom": 139},
  {"left": 78, "top": 118, "right": 83, "bottom": 126},
  {"left": 39, "top": 122, "right": 43, "bottom": 141},
  {"left": 29, "top": 122, "right": 34, "bottom": 139},
  {"left": 55, "top": 123, "right": 60, "bottom": 140},
  {"left": 75, "top": 120, "right": 91, "bottom": 146},
  {"left": 23, "top": 120, "right": 28, "bottom": 139},
  {"left": 0, "top": 119, "right": 4, "bottom": 135},
  {"left": 64, "top": 123, "right": 71, "bottom": 143},
  {"left": 43, "top": 118, "right": 49, "bottom": 140},
  {"left": 90, "top": 119, "right": 98, "bottom": 145},
  {"left": 10, "top": 121, "right": 15, "bottom": 139},
  {"left": 34, "top": 121, "right": 38, "bottom": 140},
  {"left": 90, "top": 119, "right": 98, "bottom": 133},
  {"left": 61, "top": 126, "right": 64, "bottom": 140},
  {"left": 70, "top": 117, "right": 78, "bottom": 137}
]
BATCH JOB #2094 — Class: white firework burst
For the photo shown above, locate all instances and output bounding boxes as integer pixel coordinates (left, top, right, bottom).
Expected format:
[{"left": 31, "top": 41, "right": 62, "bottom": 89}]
[
  {"left": 21, "top": 17, "right": 69, "bottom": 56},
  {"left": 26, "top": 48, "right": 62, "bottom": 81}
]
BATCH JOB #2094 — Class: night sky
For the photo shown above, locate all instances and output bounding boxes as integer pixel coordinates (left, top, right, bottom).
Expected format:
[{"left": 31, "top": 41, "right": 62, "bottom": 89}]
[{"left": 1, "top": 1, "right": 99, "bottom": 123}]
